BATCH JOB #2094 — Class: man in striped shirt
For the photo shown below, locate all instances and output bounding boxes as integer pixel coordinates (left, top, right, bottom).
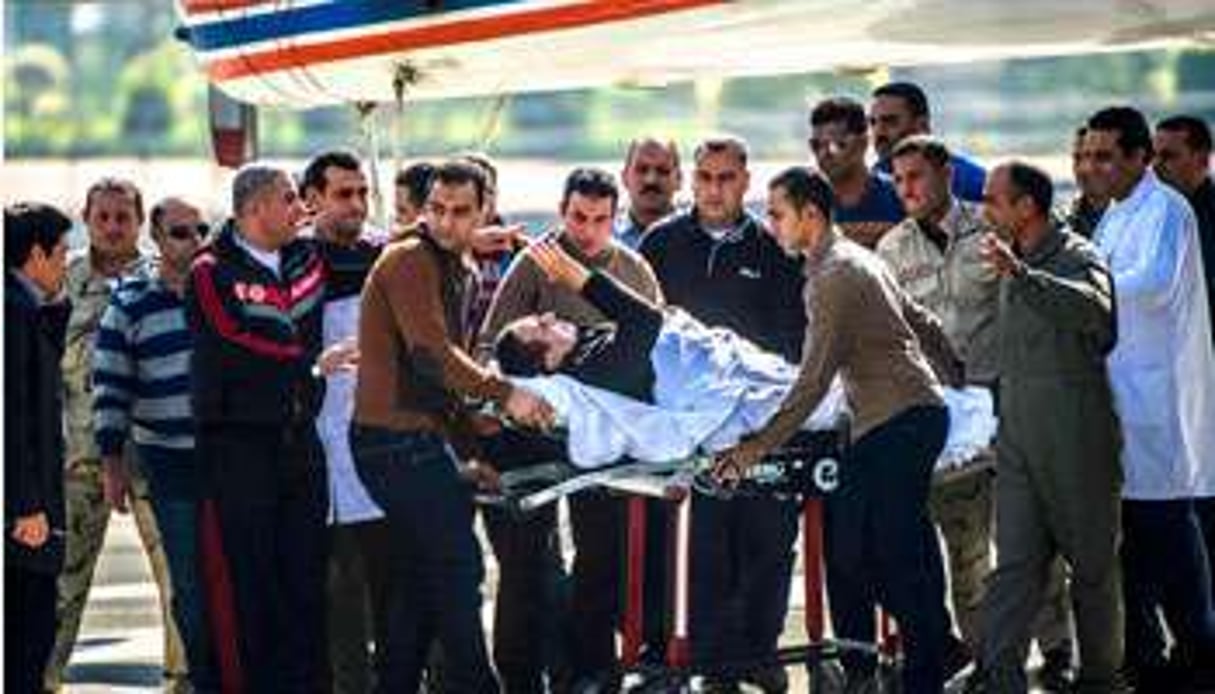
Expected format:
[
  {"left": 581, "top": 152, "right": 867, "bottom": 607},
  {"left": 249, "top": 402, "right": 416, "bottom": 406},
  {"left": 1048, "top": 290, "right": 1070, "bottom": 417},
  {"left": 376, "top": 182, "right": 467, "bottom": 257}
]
[{"left": 93, "top": 197, "right": 217, "bottom": 692}]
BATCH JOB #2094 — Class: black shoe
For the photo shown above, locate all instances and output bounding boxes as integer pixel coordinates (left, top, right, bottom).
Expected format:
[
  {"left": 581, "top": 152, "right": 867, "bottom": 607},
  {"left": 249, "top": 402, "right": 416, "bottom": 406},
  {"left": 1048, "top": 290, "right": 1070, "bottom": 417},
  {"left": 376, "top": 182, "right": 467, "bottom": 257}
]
[
  {"left": 840, "top": 673, "right": 879, "bottom": 694},
  {"left": 699, "top": 676, "right": 743, "bottom": 693},
  {"left": 1038, "top": 647, "right": 1076, "bottom": 692},
  {"left": 943, "top": 634, "right": 974, "bottom": 683},
  {"left": 743, "top": 665, "right": 789, "bottom": 694},
  {"left": 960, "top": 668, "right": 988, "bottom": 694}
]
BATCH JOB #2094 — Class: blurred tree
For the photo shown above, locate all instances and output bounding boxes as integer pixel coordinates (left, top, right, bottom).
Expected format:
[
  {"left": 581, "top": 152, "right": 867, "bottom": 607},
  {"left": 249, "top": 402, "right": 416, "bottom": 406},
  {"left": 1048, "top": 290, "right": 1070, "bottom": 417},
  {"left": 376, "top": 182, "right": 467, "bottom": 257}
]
[{"left": 4, "top": 43, "right": 74, "bottom": 154}]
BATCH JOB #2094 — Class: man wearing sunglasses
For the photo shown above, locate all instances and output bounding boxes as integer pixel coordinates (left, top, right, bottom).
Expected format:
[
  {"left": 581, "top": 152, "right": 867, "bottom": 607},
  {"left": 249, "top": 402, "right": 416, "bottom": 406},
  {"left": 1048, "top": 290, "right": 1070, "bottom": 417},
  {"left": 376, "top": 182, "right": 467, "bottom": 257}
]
[
  {"left": 93, "top": 197, "right": 218, "bottom": 692},
  {"left": 808, "top": 97, "right": 904, "bottom": 249}
]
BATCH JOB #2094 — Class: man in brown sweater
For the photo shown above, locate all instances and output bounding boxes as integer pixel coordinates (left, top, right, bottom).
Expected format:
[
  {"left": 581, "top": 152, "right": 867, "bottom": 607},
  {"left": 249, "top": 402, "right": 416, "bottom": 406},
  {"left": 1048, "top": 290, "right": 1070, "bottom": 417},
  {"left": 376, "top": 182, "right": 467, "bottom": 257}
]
[
  {"left": 716, "top": 166, "right": 957, "bottom": 693},
  {"left": 351, "top": 159, "right": 552, "bottom": 694},
  {"left": 478, "top": 167, "right": 662, "bottom": 692}
]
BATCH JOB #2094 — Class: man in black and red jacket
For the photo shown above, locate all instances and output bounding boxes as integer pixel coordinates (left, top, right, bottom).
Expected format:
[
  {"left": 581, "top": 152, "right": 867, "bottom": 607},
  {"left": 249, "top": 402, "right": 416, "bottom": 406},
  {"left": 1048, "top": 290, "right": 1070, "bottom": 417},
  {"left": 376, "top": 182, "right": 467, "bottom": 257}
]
[{"left": 186, "top": 164, "right": 331, "bottom": 692}]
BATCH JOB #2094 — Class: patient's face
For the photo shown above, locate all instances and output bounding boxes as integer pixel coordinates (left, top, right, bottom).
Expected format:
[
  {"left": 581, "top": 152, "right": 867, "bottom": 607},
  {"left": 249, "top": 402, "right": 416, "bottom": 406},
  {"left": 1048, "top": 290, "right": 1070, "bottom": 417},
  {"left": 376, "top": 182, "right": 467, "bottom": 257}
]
[{"left": 515, "top": 313, "right": 578, "bottom": 370}]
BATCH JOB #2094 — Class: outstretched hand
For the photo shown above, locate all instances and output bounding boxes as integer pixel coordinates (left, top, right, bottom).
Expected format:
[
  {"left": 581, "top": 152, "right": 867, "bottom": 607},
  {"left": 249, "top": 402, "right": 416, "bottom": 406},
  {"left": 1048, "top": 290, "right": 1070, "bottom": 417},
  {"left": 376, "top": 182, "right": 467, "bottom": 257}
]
[
  {"left": 711, "top": 440, "right": 765, "bottom": 486},
  {"left": 529, "top": 240, "right": 590, "bottom": 291},
  {"left": 460, "top": 459, "right": 502, "bottom": 493},
  {"left": 504, "top": 386, "right": 557, "bottom": 431},
  {"left": 472, "top": 223, "right": 529, "bottom": 255},
  {"left": 316, "top": 338, "right": 360, "bottom": 376},
  {"left": 980, "top": 232, "right": 1022, "bottom": 278}
]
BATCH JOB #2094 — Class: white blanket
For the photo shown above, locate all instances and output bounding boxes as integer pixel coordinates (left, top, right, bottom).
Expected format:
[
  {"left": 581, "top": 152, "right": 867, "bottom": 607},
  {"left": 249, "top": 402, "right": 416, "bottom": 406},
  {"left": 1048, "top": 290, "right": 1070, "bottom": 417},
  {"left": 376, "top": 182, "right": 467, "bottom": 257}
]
[{"left": 515, "top": 373, "right": 996, "bottom": 470}]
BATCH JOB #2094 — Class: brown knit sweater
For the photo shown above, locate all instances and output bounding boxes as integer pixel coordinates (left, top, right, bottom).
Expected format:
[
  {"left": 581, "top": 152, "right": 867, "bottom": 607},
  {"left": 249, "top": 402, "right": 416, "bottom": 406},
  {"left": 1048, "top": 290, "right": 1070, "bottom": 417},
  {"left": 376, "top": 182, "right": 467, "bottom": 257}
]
[{"left": 353, "top": 232, "right": 513, "bottom": 445}]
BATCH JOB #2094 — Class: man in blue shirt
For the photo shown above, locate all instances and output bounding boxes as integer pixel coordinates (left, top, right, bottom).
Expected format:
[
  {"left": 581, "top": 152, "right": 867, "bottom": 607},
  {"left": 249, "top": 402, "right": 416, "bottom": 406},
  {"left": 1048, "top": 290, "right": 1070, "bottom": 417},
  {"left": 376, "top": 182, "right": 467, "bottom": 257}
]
[
  {"left": 870, "top": 81, "right": 986, "bottom": 203},
  {"left": 808, "top": 97, "right": 903, "bottom": 248}
]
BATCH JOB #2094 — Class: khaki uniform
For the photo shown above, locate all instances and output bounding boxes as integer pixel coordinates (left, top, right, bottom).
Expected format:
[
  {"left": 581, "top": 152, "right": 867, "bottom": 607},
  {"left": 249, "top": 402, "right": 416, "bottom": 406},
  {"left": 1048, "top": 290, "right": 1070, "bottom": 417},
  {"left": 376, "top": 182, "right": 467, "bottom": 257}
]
[
  {"left": 45, "top": 251, "right": 187, "bottom": 692},
  {"left": 981, "top": 228, "right": 1123, "bottom": 692},
  {"left": 876, "top": 201, "right": 999, "bottom": 651}
]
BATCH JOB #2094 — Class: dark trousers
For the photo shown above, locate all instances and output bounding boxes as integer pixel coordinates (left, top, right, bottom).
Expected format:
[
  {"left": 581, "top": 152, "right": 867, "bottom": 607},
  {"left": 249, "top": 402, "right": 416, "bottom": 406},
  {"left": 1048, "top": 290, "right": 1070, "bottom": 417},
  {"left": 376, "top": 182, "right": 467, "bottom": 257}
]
[
  {"left": 483, "top": 506, "right": 566, "bottom": 693},
  {"left": 351, "top": 426, "right": 499, "bottom": 694},
  {"left": 5, "top": 563, "right": 58, "bottom": 694},
  {"left": 479, "top": 429, "right": 569, "bottom": 693},
  {"left": 136, "top": 445, "right": 219, "bottom": 692},
  {"left": 201, "top": 424, "right": 329, "bottom": 693},
  {"left": 328, "top": 519, "right": 392, "bottom": 694},
  {"left": 1198, "top": 497, "right": 1215, "bottom": 603},
  {"left": 567, "top": 489, "right": 627, "bottom": 683},
  {"left": 1121, "top": 499, "right": 1215, "bottom": 674},
  {"left": 825, "top": 405, "right": 949, "bottom": 694},
  {"left": 689, "top": 491, "right": 800, "bottom": 674}
]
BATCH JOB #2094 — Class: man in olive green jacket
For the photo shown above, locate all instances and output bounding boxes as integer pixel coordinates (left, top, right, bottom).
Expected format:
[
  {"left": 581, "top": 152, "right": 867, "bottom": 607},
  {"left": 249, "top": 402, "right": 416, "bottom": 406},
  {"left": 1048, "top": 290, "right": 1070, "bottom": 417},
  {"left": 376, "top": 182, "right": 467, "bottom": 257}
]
[{"left": 976, "top": 162, "right": 1123, "bottom": 693}]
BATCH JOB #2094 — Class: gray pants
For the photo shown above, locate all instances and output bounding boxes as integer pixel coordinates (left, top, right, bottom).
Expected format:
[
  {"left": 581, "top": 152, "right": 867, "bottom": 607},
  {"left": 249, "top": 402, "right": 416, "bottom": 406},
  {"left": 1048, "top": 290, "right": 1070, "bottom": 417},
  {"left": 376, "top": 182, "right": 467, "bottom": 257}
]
[
  {"left": 931, "top": 459, "right": 1073, "bottom": 657},
  {"left": 981, "top": 390, "right": 1123, "bottom": 692}
]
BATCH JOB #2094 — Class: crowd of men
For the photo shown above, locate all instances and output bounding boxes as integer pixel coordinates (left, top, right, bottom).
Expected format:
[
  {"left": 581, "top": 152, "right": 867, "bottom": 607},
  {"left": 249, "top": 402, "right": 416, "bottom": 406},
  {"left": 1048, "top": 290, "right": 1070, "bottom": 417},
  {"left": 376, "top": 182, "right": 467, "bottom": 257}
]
[{"left": 5, "top": 82, "right": 1215, "bottom": 694}]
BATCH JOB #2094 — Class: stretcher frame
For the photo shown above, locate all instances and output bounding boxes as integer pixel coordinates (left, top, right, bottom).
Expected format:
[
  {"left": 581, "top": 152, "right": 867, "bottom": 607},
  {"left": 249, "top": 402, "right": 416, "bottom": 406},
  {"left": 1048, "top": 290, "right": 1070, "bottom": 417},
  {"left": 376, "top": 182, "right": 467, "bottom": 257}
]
[
  {"left": 612, "top": 429, "right": 858, "bottom": 692},
  {"left": 612, "top": 445, "right": 996, "bottom": 691},
  {"left": 477, "top": 428, "right": 995, "bottom": 691}
]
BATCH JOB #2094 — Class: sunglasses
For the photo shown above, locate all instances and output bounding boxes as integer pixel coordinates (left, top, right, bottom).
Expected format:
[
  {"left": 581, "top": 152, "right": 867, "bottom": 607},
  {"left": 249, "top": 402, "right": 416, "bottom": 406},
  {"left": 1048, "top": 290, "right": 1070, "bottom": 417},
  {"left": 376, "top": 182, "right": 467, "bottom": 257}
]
[{"left": 166, "top": 222, "right": 210, "bottom": 241}]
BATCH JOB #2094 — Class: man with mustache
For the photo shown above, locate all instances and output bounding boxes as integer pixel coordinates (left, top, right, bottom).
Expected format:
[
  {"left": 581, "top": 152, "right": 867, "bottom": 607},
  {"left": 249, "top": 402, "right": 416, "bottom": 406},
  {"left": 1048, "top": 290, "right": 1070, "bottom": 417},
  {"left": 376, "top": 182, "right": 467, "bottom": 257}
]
[{"left": 616, "top": 137, "right": 682, "bottom": 249}]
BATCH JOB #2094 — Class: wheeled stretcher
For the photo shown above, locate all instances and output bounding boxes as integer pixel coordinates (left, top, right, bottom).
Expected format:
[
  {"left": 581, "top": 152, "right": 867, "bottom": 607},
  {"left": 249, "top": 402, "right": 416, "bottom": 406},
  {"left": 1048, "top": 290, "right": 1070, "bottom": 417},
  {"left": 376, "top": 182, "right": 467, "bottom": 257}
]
[
  {"left": 475, "top": 386, "right": 996, "bottom": 689},
  {"left": 478, "top": 423, "right": 860, "bottom": 691}
]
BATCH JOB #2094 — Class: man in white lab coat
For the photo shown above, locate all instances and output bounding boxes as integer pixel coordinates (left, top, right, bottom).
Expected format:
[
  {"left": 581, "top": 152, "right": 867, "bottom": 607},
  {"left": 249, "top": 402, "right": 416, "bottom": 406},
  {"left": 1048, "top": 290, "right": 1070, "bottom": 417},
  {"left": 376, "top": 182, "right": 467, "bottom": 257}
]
[{"left": 1086, "top": 106, "right": 1215, "bottom": 691}]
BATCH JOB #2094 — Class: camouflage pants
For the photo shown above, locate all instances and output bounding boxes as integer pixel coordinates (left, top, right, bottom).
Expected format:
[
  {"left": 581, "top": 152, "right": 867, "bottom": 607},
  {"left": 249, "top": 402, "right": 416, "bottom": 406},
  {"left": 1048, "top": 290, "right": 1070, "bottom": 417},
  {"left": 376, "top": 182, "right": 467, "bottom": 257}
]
[
  {"left": 930, "top": 465, "right": 995, "bottom": 650},
  {"left": 44, "top": 457, "right": 187, "bottom": 692},
  {"left": 930, "top": 462, "right": 1073, "bottom": 654}
]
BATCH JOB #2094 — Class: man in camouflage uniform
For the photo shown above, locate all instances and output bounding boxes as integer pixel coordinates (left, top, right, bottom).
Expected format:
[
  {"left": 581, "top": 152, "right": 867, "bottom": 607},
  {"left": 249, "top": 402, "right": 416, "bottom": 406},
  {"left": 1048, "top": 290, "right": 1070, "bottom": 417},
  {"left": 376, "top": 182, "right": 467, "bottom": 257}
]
[{"left": 44, "top": 178, "right": 186, "bottom": 693}]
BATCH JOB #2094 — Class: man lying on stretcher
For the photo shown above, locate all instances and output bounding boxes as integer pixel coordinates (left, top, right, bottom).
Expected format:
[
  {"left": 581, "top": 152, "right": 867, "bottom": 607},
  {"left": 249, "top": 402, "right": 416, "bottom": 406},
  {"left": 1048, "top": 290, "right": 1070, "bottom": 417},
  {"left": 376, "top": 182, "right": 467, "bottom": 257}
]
[{"left": 489, "top": 239, "right": 995, "bottom": 471}]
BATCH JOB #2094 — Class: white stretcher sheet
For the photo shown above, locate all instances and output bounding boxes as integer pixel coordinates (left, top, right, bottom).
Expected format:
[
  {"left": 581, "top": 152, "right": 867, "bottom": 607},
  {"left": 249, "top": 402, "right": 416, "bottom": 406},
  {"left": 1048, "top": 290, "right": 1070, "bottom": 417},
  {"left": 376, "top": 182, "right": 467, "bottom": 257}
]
[{"left": 514, "top": 373, "right": 996, "bottom": 471}]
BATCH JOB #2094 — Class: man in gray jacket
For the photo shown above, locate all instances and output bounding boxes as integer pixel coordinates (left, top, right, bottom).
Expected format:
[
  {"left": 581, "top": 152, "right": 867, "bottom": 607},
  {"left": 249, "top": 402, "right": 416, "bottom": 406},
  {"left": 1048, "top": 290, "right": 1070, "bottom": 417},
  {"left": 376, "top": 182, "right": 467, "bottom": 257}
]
[{"left": 975, "top": 162, "right": 1123, "bottom": 693}]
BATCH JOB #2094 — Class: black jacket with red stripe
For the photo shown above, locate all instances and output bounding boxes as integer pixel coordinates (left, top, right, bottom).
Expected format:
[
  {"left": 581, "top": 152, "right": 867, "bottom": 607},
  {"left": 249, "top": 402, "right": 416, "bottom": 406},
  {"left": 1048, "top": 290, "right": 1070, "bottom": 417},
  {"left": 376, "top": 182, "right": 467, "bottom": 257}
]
[{"left": 186, "top": 221, "right": 327, "bottom": 428}]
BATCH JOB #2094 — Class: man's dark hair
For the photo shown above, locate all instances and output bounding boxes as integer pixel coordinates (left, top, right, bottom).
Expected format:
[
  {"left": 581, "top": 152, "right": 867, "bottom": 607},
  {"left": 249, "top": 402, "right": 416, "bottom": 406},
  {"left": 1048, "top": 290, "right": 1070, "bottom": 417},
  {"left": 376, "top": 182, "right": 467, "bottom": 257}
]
[
  {"left": 891, "top": 134, "right": 952, "bottom": 168},
  {"left": 1003, "top": 161, "right": 1054, "bottom": 217},
  {"left": 301, "top": 150, "right": 362, "bottom": 196},
  {"left": 770, "top": 166, "right": 835, "bottom": 222},
  {"left": 83, "top": 177, "right": 144, "bottom": 222},
  {"left": 809, "top": 97, "right": 868, "bottom": 134},
  {"left": 459, "top": 152, "right": 499, "bottom": 186},
  {"left": 1157, "top": 115, "right": 1213, "bottom": 154},
  {"left": 1087, "top": 106, "right": 1153, "bottom": 158},
  {"left": 494, "top": 325, "right": 549, "bottom": 377},
  {"left": 561, "top": 167, "right": 619, "bottom": 213},
  {"left": 431, "top": 159, "right": 489, "bottom": 209},
  {"left": 872, "top": 81, "right": 930, "bottom": 120},
  {"left": 5, "top": 202, "right": 72, "bottom": 269},
  {"left": 395, "top": 162, "right": 436, "bottom": 210}
]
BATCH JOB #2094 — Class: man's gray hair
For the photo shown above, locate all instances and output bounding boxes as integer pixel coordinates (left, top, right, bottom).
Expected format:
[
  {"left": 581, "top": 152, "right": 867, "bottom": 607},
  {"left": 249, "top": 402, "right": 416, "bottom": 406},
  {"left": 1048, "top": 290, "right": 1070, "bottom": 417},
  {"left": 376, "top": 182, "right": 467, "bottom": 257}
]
[
  {"left": 232, "top": 164, "right": 286, "bottom": 216},
  {"left": 693, "top": 134, "right": 749, "bottom": 168}
]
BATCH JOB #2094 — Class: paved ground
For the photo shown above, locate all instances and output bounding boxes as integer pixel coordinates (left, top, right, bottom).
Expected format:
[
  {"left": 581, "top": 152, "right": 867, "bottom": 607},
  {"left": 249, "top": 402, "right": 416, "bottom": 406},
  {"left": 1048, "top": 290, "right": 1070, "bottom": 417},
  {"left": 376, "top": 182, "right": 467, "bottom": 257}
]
[{"left": 64, "top": 511, "right": 1042, "bottom": 692}]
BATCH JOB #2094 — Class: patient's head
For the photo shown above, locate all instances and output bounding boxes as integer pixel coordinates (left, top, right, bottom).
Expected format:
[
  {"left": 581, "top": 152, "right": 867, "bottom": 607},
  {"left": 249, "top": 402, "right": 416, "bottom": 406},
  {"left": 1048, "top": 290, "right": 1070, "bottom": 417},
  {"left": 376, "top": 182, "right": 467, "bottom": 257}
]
[{"left": 495, "top": 312, "right": 579, "bottom": 376}]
